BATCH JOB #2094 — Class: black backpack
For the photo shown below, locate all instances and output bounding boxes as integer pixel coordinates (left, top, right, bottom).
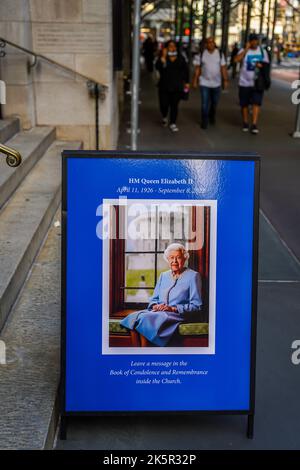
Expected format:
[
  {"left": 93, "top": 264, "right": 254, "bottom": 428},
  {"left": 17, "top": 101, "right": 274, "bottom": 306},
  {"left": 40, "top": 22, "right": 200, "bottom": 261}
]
[{"left": 254, "top": 47, "right": 271, "bottom": 91}]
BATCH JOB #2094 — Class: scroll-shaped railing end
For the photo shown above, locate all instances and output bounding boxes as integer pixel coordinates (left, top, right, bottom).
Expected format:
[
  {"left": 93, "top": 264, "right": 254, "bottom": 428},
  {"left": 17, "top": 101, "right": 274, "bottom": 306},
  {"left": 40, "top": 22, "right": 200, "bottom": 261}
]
[{"left": 0, "top": 143, "right": 22, "bottom": 167}]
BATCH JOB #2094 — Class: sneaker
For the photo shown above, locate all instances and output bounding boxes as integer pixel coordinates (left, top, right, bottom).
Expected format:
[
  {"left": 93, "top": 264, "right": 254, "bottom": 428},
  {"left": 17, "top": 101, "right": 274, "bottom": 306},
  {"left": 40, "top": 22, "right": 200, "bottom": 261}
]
[
  {"left": 169, "top": 124, "right": 179, "bottom": 132},
  {"left": 242, "top": 122, "right": 249, "bottom": 132},
  {"left": 162, "top": 117, "right": 168, "bottom": 127},
  {"left": 251, "top": 124, "right": 259, "bottom": 134},
  {"left": 201, "top": 121, "right": 208, "bottom": 130}
]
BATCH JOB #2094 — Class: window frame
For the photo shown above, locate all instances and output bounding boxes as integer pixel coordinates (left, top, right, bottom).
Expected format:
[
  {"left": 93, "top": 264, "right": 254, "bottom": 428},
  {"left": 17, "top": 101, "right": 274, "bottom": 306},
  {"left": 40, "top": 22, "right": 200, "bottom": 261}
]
[{"left": 110, "top": 205, "right": 210, "bottom": 317}]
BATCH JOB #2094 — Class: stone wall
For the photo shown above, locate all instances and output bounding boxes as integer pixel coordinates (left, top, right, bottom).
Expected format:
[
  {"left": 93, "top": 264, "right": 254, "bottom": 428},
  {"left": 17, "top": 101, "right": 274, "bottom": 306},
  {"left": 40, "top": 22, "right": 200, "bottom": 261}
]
[
  {"left": 0, "top": 0, "right": 36, "bottom": 129},
  {"left": 0, "top": 0, "right": 119, "bottom": 149}
]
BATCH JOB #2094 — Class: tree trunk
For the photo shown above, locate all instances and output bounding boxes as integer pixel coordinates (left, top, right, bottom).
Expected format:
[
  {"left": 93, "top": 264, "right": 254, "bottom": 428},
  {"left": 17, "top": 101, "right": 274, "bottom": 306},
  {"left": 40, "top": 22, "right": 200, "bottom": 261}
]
[
  {"left": 174, "top": 0, "right": 179, "bottom": 37},
  {"left": 221, "top": 0, "right": 231, "bottom": 57},
  {"left": 202, "top": 0, "right": 208, "bottom": 40},
  {"left": 212, "top": 0, "right": 218, "bottom": 39},
  {"left": 188, "top": 0, "right": 195, "bottom": 64},
  {"left": 270, "top": 0, "right": 278, "bottom": 57},
  {"left": 259, "top": 0, "right": 266, "bottom": 37},
  {"left": 244, "top": 0, "right": 252, "bottom": 47},
  {"left": 266, "top": 0, "right": 272, "bottom": 41}
]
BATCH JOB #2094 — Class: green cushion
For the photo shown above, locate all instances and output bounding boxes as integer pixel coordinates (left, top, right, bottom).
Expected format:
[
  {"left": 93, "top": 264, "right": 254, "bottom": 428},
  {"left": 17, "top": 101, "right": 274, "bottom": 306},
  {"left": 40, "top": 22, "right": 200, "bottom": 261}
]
[
  {"left": 178, "top": 323, "right": 209, "bottom": 336},
  {"left": 109, "top": 319, "right": 208, "bottom": 336},
  {"left": 109, "top": 319, "right": 129, "bottom": 335}
]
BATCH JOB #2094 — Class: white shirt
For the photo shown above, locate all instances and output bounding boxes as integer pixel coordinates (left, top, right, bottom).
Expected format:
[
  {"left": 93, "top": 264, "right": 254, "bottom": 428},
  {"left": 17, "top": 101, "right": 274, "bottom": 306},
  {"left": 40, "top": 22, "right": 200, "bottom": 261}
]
[
  {"left": 193, "top": 49, "right": 226, "bottom": 88},
  {"left": 238, "top": 47, "right": 269, "bottom": 87}
]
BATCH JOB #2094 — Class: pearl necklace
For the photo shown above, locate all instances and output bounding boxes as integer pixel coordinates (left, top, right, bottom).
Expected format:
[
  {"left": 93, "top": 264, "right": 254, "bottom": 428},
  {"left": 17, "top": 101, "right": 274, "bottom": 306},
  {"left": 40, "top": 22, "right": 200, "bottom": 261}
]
[{"left": 171, "top": 268, "right": 187, "bottom": 281}]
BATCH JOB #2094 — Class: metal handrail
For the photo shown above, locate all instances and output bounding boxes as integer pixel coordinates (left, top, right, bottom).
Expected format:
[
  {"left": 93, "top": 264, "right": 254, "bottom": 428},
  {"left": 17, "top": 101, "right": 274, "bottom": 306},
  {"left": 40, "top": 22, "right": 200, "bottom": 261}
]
[
  {"left": 0, "top": 37, "right": 108, "bottom": 150},
  {"left": 0, "top": 37, "right": 107, "bottom": 94},
  {"left": 0, "top": 143, "right": 22, "bottom": 167}
]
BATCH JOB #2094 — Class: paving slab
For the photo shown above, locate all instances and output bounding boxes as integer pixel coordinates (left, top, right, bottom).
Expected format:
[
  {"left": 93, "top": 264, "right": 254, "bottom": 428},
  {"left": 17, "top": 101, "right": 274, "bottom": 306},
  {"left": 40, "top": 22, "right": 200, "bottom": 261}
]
[
  {"left": 56, "top": 282, "right": 300, "bottom": 450},
  {"left": 259, "top": 212, "right": 300, "bottom": 281}
]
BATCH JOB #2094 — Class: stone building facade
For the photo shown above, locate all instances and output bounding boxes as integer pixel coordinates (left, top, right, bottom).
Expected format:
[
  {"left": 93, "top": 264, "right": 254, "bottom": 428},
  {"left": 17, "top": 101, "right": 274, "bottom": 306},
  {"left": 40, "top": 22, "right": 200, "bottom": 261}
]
[{"left": 0, "top": 0, "right": 125, "bottom": 149}]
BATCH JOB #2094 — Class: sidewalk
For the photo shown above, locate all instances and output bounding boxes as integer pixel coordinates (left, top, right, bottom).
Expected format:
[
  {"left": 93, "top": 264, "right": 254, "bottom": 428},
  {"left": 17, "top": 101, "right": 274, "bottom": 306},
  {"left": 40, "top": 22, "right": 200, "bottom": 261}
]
[{"left": 119, "top": 70, "right": 300, "bottom": 263}]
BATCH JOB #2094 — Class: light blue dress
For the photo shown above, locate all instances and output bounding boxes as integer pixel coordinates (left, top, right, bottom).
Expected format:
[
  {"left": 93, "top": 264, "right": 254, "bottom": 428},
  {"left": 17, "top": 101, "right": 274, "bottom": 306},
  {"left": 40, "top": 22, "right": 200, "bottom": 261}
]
[{"left": 120, "top": 268, "right": 202, "bottom": 346}]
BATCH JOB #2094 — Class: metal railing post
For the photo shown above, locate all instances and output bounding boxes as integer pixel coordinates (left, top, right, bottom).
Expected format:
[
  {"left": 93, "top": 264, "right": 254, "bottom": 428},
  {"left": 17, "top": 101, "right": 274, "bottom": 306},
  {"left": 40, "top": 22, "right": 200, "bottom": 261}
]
[
  {"left": 95, "top": 83, "right": 99, "bottom": 150},
  {"left": 292, "top": 67, "right": 300, "bottom": 138},
  {"left": 131, "top": 0, "right": 142, "bottom": 151},
  {"left": 0, "top": 38, "right": 6, "bottom": 120},
  {"left": 293, "top": 104, "right": 300, "bottom": 138}
]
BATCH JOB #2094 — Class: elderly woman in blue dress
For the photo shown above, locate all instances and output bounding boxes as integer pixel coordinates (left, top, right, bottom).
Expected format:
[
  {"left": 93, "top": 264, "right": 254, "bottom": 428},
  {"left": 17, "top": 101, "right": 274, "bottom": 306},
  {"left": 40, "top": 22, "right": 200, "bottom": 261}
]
[{"left": 120, "top": 243, "right": 202, "bottom": 347}]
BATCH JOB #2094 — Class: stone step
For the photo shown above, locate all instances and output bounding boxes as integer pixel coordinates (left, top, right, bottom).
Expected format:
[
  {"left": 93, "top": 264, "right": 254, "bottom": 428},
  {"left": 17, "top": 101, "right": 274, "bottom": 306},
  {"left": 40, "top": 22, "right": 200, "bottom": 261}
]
[
  {"left": 0, "top": 140, "right": 81, "bottom": 331},
  {"left": 0, "top": 208, "right": 62, "bottom": 449},
  {"left": 0, "top": 126, "right": 56, "bottom": 209},
  {"left": 0, "top": 118, "right": 20, "bottom": 143}
]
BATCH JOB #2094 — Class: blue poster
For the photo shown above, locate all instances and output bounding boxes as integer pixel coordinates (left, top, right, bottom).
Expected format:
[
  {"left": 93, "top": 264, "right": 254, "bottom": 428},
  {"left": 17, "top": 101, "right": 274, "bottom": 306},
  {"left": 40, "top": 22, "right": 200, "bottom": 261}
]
[{"left": 62, "top": 153, "right": 259, "bottom": 414}]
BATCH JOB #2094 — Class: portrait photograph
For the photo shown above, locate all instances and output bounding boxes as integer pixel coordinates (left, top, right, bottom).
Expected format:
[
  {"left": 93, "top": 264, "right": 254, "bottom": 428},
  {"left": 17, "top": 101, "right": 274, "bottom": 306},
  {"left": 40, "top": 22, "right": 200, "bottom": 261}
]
[{"left": 102, "top": 199, "right": 217, "bottom": 355}]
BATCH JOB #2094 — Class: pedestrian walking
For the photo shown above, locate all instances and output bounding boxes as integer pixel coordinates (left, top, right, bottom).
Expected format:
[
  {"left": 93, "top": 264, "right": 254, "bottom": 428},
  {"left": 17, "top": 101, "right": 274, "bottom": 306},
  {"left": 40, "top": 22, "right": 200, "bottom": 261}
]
[
  {"left": 276, "top": 41, "right": 283, "bottom": 65},
  {"left": 229, "top": 42, "right": 239, "bottom": 79},
  {"left": 234, "top": 33, "right": 270, "bottom": 134},
  {"left": 192, "top": 37, "right": 229, "bottom": 129},
  {"left": 156, "top": 40, "right": 189, "bottom": 133},
  {"left": 143, "top": 36, "right": 156, "bottom": 73}
]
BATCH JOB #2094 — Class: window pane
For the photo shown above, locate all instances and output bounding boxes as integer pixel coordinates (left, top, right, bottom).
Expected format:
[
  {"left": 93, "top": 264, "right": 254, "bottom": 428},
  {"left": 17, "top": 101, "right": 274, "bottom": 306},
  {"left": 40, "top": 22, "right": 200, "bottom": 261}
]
[
  {"left": 157, "top": 253, "right": 169, "bottom": 273},
  {"left": 158, "top": 206, "right": 192, "bottom": 250},
  {"left": 125, "top": 236, "right": 156, "bottom": 252},
  {"left": 124, "top": 288, "right": 153, "bottom": 303},
  {"left": 125, "top": 205, "right": 156, "bottom": 252},
  {"left": 125, "top": 253, "right": 159, "bottom": 303},
  {"left": 125, "top": 254, "right": 155, "bottom": 288}
]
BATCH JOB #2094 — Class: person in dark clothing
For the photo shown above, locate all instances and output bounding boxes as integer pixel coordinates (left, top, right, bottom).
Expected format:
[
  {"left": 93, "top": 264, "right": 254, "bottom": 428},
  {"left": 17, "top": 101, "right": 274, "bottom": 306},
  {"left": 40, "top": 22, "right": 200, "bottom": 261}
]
[
  {"left": 229, "top": 42, "right": 239, "bottom": 79},
  {"left": 276, "top": 41, "right": 283, "bottom": 65},
  {"left": 156, "top": 40, "right": 189, "bottom": 132},
  {"left": 143, "top": 36, "right": 156, "bottom": 73}
]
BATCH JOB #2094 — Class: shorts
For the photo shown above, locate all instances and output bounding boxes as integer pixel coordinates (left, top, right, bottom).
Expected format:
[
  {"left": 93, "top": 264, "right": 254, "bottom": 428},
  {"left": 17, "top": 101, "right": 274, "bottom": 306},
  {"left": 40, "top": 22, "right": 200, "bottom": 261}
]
[{"left": 239, "top": 86, "right": 264, "bottom": 107}]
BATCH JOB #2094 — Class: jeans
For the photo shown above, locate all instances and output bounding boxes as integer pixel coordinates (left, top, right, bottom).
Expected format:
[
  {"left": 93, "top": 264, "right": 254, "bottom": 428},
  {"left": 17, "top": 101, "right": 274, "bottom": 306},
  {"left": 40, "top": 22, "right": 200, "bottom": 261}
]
[
  {"left": 200, "top": 86, "right": 221, "bottom": 126},
  {"left": 159, "top": 90, "right": 181, "bottom": 125}
]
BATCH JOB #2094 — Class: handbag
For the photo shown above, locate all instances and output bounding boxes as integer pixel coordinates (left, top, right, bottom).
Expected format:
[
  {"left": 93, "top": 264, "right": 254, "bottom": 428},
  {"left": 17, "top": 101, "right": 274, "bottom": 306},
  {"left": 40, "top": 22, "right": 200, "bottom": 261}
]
[{"left": 181, "top": 85, "right": 190, "bottom": 101}]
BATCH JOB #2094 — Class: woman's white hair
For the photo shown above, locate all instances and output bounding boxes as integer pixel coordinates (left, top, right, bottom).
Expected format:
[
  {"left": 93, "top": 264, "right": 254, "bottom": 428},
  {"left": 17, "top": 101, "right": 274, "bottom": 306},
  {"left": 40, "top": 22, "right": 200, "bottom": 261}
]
[{"left": 163, "top": 243, "right": 189, "bottom": 262}]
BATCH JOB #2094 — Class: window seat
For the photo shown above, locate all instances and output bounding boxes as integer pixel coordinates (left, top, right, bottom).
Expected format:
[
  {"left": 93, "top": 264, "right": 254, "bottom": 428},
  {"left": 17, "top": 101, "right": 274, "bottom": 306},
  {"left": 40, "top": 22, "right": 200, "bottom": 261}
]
[{"left": 109, "top": 318, "right": 209, "bottom": 337}]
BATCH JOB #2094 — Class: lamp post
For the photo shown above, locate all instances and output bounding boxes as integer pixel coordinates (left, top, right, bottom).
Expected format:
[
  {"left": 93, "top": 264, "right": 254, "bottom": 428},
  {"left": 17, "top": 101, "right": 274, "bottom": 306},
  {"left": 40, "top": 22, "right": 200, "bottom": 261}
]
[{"left": 131, "top": 0, "right": 142, "bottom": 151}]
